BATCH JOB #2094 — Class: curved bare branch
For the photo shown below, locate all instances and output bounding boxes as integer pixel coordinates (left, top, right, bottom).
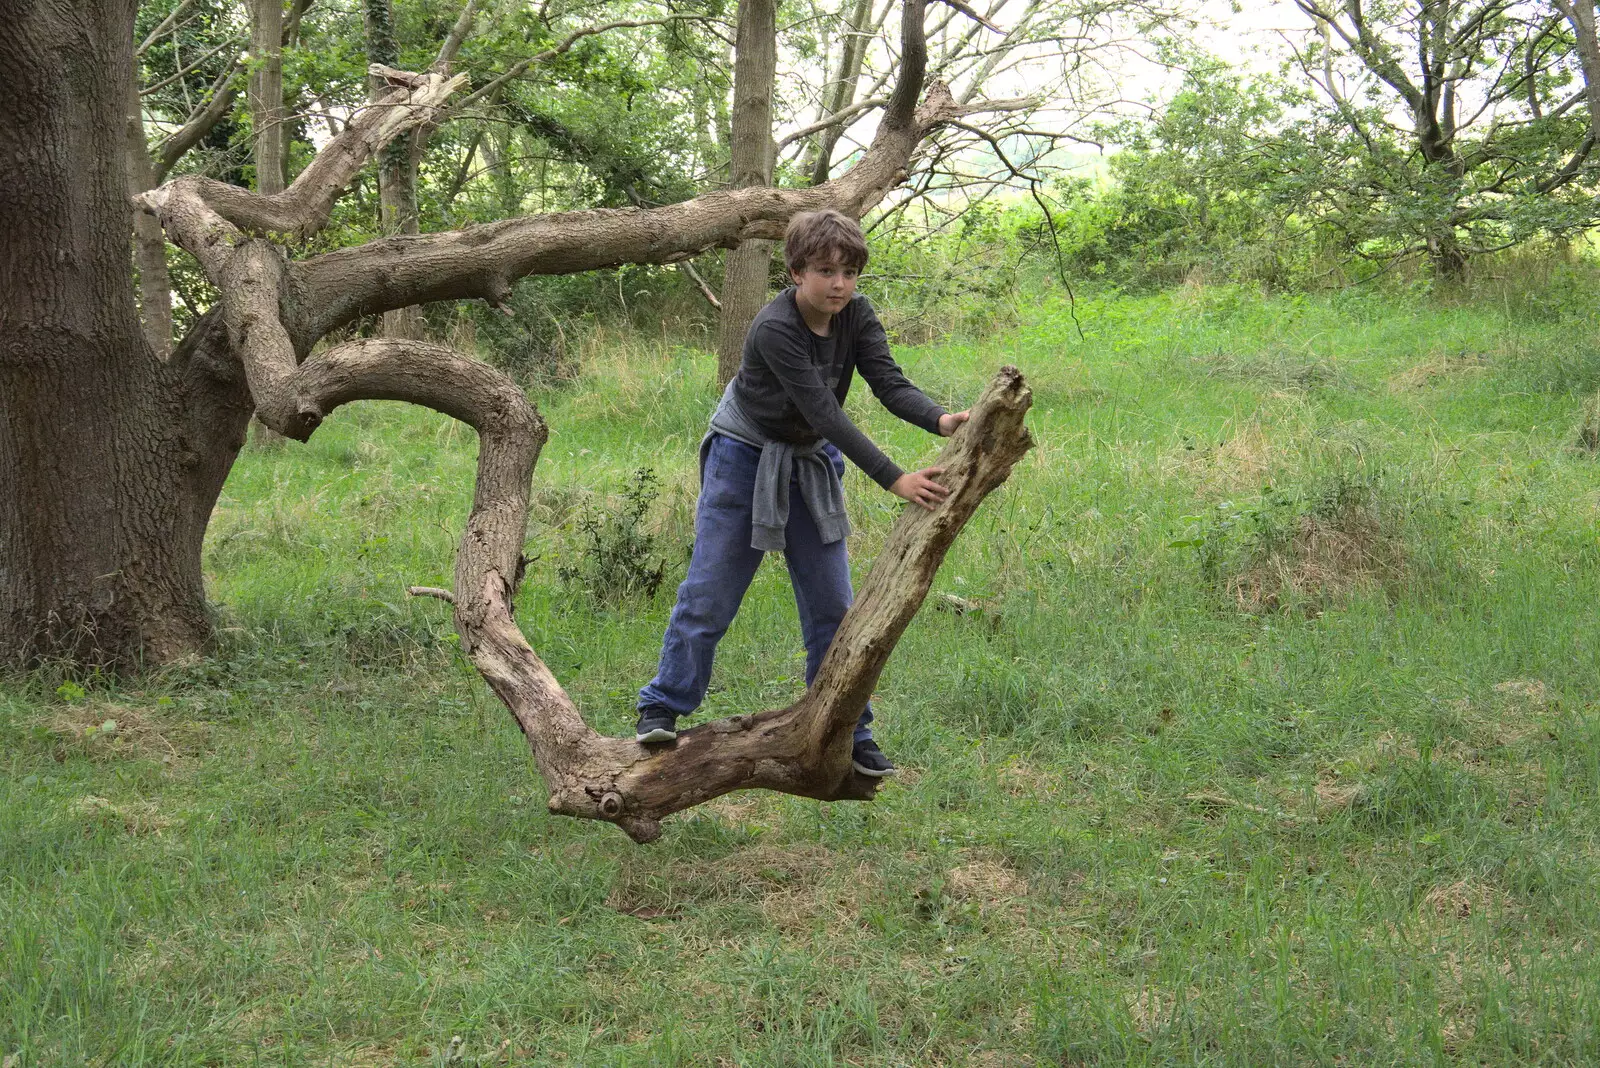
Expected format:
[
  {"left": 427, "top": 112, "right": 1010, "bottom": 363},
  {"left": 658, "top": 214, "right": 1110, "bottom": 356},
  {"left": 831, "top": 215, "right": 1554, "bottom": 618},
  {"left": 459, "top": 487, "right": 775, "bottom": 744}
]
[
  {"left": 143, "top": 66, "right": 465, "bottom": 240},
  {"left": 291, "top": 80, "right": 960, "bottom": 336}
]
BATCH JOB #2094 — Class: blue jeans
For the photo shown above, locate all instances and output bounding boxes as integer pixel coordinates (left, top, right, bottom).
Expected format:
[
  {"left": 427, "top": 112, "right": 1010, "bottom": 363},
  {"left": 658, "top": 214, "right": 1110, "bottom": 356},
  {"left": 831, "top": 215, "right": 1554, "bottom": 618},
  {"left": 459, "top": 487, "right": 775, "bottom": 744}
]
[{"left": 639, "top": 434, "right": 873, "bottom": 742}]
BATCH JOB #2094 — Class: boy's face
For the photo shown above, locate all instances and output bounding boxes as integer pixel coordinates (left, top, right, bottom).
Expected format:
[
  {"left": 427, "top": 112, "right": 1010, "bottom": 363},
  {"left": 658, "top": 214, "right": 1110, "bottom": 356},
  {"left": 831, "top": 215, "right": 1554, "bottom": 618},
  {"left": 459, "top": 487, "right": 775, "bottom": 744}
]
[{"left": 791, "top": 252, "right": 860, "bottom": 319}]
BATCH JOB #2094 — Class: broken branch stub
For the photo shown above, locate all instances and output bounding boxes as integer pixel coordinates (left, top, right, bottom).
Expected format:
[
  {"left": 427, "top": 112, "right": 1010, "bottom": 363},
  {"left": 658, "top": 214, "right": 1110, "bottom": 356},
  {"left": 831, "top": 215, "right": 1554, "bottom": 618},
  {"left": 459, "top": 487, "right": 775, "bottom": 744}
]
[{"left": 466, "top": 366, "right": 1032, "bottom": 843}]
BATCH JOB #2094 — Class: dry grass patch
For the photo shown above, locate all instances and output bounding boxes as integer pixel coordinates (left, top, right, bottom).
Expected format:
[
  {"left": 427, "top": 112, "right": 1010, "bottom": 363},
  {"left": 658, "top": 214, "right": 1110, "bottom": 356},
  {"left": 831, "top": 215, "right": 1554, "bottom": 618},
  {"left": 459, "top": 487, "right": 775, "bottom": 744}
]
[
  {"left": 1179, "top": 418, "right": 1277, "bottom": 497},
  {"left": 69, "top": 794, "right": 176, "bottom": 835},
  {"left": 1127, "top": 986, "right": 1177, "bottom": 1033},
  {"left": 695, "top": 792, "right": 775, "bottom": 829},
  {"left": 42, "top": 700, "right": 212, "bottom": 766},
  {"left": 994, "top": 757, "right": 1059, "bottom": 800},
  {"left": 607, "top": 842, "right": 877, "bottom": 930},
  {"left": 1386, "top": 350, "right": 1487, "bottom": 392},
  {"left": 1492, "top": 678, "right": 1549, "bottom": 707},
  {"left": 948, "top": 858, "right": 1030, "bottom": 915},
  {"left": 967, "top": 1048, "right": 1035, "bottom": 1067},
  {"left": 1191, "top": 346, "right": 1350, "bottom": 393},
  {"left": 1227, "top": 494, "right": 1404, "bottom": 614},
  {"left": 1313, "top": 776, "right": 1369, "bottom": 812},
  {"left": 1445, "top": 682, "right": 1556, "bottom": 752},
  {"left": 1419, "top": 879, "right": 1512, "bottom": 924}
]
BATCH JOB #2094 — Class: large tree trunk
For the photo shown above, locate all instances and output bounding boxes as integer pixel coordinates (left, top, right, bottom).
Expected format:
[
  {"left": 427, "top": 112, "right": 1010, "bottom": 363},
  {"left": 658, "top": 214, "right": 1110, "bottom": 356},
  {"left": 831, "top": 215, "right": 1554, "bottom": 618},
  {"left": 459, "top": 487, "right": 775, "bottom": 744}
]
[
  {"left": 1, "top": 0, "right": 251, "bottom": 665},
  {"left": 715, "top": 0, "right": 779, "bottom": 387}
]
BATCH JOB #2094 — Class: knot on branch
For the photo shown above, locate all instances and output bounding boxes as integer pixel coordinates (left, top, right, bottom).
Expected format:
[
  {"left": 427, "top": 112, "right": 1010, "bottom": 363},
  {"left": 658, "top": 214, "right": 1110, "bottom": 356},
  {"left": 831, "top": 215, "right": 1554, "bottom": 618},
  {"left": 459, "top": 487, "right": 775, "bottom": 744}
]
[
  {"left": 915, "top": 81, "right": 960, "bottom": 129},
  {"left": 285, "top": 401, "right": 324, "bottom": 440}
]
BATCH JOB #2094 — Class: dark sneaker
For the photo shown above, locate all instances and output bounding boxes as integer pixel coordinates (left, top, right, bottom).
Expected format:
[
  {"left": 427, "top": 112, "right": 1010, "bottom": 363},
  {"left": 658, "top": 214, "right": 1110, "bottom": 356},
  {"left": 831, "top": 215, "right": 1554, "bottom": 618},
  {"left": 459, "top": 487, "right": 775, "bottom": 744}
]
[
  {"left": 851, "top": 738, "right": 897, "bottom": 777},
  {"left": 634, "top": 706, "right": 678, "bottom": 744}
]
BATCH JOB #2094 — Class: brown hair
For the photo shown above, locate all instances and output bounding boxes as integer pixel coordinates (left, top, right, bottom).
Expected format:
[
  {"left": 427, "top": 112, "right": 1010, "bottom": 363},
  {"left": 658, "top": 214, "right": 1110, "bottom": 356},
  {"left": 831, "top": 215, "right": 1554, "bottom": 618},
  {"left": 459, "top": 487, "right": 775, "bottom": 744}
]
[{"left": 783, "top": 209, "right": 869, "bottom": 274}]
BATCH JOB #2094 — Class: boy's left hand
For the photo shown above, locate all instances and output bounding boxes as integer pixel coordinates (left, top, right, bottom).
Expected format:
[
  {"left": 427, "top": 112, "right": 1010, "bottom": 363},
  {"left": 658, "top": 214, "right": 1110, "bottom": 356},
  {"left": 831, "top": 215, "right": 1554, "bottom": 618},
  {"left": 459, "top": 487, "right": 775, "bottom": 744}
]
[{"left": 938, "top": 410, "right": 970, "bottom": 436}]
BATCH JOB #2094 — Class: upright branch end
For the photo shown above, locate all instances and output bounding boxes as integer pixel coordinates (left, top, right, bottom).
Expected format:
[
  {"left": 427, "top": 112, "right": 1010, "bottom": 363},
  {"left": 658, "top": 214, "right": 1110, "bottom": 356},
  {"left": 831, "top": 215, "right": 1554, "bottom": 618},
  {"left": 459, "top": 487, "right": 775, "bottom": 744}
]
[{"left": 368, "top": 63, "right": 429, "bottom": 88}]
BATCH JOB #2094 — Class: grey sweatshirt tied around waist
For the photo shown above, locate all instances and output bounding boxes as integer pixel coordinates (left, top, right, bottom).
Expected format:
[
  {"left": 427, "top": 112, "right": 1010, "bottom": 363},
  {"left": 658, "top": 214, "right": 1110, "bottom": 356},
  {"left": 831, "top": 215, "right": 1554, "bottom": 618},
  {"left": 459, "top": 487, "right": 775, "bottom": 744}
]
[{"left": 702, "top": 379, "right": 850, "bottom": 552}]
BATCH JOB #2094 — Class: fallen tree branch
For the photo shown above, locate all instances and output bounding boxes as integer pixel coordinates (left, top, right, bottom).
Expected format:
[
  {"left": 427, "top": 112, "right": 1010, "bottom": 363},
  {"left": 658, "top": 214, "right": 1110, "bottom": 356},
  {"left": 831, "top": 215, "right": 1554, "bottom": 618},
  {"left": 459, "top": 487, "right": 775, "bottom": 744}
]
[
  {"left": 475, "top": 366, "right": 1033, "bottom": 842},
  {"left": 136, "top": 0, "right": 1033, "bottom": 843}
]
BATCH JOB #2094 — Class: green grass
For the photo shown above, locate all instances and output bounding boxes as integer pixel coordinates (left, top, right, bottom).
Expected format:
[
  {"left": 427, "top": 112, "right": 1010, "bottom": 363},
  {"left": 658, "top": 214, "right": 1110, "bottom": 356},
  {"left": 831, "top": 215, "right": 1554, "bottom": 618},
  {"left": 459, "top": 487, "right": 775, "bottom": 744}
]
[{"left": 5, "top": 280, "right": 1600, "bottom": 1065}]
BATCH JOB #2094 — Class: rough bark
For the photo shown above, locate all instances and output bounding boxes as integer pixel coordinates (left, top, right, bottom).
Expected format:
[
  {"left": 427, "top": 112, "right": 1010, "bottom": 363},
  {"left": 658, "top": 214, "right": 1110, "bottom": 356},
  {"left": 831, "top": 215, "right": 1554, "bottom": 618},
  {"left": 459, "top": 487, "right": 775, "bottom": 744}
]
[
  {"left": 248, "top": 0, "right": 290, "bottom": 445},
  {"left": 715, "top": 0, "right": 780, "bottom": 387},
  {"left": 2, "top": 0, "right": 252, "bottom": 665}
]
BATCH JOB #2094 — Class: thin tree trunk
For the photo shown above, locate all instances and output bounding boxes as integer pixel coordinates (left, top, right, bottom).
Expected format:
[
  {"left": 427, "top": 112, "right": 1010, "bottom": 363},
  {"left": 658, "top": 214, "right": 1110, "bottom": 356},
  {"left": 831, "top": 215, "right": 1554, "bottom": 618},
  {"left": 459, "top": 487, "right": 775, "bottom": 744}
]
[
  {"left": 250, "top": 0, "right": 290, "bottom": 445},
  {"left": 804, "top": 0, "right": 877, "bottom": 186},
  {"left": 1557, "top": 0, "right": 1600, "bottom": 447},
  {"left": 716, "top": 0, "right": 779, "bottom": 387},
  {"left": 367, "top": 0, "right": 425, "bottom": 340},
  {"left": 126, "top": 75, "right": 173, "bottom": 357},
  {"left": 249, "top": 0, "right": 286, "bottom": 196}
]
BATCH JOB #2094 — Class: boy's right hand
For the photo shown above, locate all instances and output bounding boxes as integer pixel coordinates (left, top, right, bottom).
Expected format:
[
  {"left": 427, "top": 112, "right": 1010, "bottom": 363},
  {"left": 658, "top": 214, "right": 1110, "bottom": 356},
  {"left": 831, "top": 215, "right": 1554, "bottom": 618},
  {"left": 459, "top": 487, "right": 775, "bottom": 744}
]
[{"left": 890, "top": 468, "right": 950, "bottom": 511}]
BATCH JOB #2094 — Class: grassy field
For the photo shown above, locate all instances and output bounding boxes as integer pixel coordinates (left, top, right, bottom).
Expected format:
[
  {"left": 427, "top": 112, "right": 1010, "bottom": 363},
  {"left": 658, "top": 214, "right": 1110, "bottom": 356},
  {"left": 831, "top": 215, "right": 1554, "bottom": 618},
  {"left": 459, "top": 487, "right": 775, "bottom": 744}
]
[{"left": 5, "top": 275, "right": 1600, "bottom": 1065}]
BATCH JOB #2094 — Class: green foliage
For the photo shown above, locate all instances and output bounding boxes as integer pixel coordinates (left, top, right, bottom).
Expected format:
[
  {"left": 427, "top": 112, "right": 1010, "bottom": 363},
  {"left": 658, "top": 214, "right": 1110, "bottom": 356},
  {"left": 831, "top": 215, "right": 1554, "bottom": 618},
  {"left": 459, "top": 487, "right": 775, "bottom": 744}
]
[
  {"left": 1077, "top": 61, "right": 1322, "bottom": 289},
  {"left": 1045, "top": 33, "right": 1600, "bottom": 290},
  {"left": 558, "top": 467, "right": 669, "bottom": 604}
]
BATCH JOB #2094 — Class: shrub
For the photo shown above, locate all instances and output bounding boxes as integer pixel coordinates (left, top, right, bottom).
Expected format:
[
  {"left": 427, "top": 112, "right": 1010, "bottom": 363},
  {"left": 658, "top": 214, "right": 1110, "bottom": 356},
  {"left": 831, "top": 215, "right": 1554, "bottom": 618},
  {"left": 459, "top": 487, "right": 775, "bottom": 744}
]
[{"left": 558, "top": 467, "right": 668, "bottom": 603}]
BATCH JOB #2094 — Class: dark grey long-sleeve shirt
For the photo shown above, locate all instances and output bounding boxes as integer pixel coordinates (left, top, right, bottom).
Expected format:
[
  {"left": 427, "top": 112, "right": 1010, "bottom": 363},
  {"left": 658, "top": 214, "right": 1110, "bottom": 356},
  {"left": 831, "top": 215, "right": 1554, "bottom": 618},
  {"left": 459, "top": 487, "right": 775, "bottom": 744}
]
[{"left": 728, "top": 288, "right": 946, "bottom": 489}]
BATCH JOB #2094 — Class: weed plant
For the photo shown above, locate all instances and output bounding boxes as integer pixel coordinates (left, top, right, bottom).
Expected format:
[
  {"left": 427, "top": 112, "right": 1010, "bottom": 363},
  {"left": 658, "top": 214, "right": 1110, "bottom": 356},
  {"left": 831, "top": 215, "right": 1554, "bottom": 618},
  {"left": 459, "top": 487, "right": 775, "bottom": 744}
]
[
  {"left": 4, "top": 269, "right": 1600, "bottom": 1065},
  {"left": 558, "top": 468, "right": 669, "bottom": 604}
]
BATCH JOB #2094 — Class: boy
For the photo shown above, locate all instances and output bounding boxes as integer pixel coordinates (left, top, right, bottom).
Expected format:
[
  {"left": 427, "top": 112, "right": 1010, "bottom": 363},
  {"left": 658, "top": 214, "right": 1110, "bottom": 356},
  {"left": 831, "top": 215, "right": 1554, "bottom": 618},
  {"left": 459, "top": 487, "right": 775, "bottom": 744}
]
[{"left": 634, "top": 209, "right": 968, "bottom": 776}]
